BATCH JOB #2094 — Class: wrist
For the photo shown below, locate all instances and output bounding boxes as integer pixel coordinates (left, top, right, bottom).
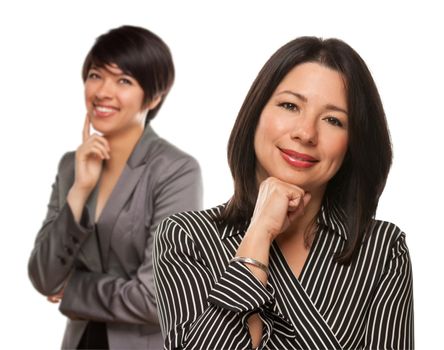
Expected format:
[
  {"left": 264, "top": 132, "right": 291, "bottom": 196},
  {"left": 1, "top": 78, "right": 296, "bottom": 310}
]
[
  {"left": 69, "top": 183, "right": 93, "bottom": 200},
  {"left": 67, "top": 185, "right": 91, "bottom": 214},
  {"left": 231, "top": 256, "right": 269, "bottom": 285},
  {"left": 245, "top": 222, "right": 275, "bottom": 245}
]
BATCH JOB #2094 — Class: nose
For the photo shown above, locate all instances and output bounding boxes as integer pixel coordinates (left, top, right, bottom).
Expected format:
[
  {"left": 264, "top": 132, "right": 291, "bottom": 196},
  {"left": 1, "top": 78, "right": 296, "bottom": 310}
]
[
  {"left": 95, "top": 78, "right": 115, "bottom": 100},
  {"left": 290, "top": 114, "right": 318, "bottom": 145}
]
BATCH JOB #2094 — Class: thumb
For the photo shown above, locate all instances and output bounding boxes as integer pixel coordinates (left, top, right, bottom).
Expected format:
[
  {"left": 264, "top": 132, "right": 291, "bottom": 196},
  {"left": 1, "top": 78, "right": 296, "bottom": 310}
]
[{"left": 287, "top": 191, "right": 312, "bottom": 222}]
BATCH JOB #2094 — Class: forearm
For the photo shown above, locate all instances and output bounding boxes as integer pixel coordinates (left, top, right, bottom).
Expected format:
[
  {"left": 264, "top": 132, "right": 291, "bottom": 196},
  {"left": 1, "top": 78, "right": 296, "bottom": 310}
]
[
  {"left": 161, "top": 304, "right": 251, "bottom": 350},
  {"left": 60, "top": 270, "right": 159, "bottom": 325},
  {"left": 235, "top": 224, "right": 273, "bottom": 347},
  {"left": 236, "top": 223, "right": 273, "bottom": 285},
  {"left": 66, "top": 184, "right": 92, "bottom": 222},
  {"left": 156, "top": 256, "right": 254, "bottom": 349},
  {"left": 28, "top": 203, "right": 92, "bottom": 295}
]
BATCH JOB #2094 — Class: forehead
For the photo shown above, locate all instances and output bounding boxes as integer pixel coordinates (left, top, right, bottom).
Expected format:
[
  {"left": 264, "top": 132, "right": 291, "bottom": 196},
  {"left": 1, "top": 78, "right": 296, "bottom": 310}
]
[{"left": 275, "top": 62, "right": 347, "bottom": 107}]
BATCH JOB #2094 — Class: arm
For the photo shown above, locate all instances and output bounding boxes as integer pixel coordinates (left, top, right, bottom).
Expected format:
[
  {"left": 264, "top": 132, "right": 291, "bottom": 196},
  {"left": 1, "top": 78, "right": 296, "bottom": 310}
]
[
  {"left": 28, "top": 116, "right": 109, "bottom": 295},
  {"left": 154, "top": 177, "right": 311, "bottom": 349},
  {"left": 28, "top": 153, "right": 94, "bottom": 296},
  {"left": 235, "top": 177, "right": 310, "bottom": 347},
  {"left": 59, "top": 156, "right": 203, "bottom": 324},
  {"left": 154, "top": 217, "right": 276, "bottom": 350},
  {"left": 363, "top": 232, "right": 414, "bottom": 350}
]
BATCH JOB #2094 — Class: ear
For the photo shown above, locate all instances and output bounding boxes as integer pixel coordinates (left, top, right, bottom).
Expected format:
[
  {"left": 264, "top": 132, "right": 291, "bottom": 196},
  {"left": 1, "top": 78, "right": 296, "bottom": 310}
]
[{"left": 145, "top": 95, "right": 162, "bottom": 110}]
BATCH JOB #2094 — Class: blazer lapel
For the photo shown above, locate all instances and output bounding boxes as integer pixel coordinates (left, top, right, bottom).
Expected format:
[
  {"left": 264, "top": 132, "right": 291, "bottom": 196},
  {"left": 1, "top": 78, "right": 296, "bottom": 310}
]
[
  {"left": 76, "top": 187, "right": 104, "bottom": 271},
  {"left": 95, "top": 125, "right": 160, "bottom": 269}
]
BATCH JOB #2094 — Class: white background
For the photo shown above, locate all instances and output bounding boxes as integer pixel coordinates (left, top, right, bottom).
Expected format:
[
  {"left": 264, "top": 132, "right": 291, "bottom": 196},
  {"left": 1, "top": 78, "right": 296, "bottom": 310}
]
[{"left": 0, "top": 0, "right": 442, "bottom": 348}]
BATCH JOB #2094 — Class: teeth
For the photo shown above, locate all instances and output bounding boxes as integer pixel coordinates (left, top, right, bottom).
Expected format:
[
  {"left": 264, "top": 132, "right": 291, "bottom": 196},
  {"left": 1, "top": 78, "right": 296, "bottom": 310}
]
[
  {"left": 96, "top": 106, "right": 114, "bottom": 113},
  {"left": 289, "top": 155, "right": 311, "bottom": 162}
]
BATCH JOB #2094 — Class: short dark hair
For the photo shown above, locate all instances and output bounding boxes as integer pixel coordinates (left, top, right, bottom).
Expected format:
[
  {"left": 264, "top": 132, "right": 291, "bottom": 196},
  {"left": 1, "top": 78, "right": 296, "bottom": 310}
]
[
  {"left": 82, "top": 25, "right": 174, "bottom": 123},
  {"left": 222, "top": 37, "right": 392, "bottom": 264}
]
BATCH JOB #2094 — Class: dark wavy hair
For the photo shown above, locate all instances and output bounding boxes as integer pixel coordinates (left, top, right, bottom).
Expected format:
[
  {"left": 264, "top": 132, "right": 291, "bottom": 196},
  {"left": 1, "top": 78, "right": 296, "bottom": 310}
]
[
  {"left": 82, "top": 25, "right": 175, "bottom": 123},
  {"left": 222, "top": 37, "right": 392, "bottom": 264}
]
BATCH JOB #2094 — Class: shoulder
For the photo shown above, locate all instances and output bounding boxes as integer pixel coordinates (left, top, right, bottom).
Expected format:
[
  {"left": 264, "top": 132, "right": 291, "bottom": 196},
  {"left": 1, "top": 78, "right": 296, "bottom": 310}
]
[
  {"left": 55, "top": 151, "right": 75, "bottom": 179},
  {"left": 47, "top": 151, "right": 76, "bottom": 201},
  {"left": 366, "top": 219, "right": 410, "bottom": 259},
  {"left": 58, "top": 151, "right": 75, "bottom": 168},
  {"left": 147, "top": 138, "right": 202, "bottom": 192},
  {"left": 156, "top": 204, "right": 225, "bottom": 242},
  {"left": 369, "top": 220, "right": 405, "bottom": 240},
  {"left": 151, "top": 137, "right": 200, "bottom": 169}
]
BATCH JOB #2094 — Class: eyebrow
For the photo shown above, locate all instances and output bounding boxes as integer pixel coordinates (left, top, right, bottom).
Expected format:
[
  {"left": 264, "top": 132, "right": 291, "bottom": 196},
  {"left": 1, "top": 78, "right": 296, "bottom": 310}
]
[
  {"left": 90, "top": 64, "right": 127, "bottom": 77},
  {"left": 276, "top": 90, "right": 348, "bottom": 115}
]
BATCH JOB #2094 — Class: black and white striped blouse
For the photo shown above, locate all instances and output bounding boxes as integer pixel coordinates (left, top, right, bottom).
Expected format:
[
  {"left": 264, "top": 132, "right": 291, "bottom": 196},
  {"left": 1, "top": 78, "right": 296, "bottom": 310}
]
[{"left": 153, "top": 203, "right": 414, "bottom": 349}]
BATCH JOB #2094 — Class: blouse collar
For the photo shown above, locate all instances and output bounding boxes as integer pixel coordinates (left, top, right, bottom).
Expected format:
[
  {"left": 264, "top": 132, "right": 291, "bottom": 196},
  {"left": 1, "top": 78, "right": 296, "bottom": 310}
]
[{"left": 316, "top": 201, "right": 348, "bottom": 240}]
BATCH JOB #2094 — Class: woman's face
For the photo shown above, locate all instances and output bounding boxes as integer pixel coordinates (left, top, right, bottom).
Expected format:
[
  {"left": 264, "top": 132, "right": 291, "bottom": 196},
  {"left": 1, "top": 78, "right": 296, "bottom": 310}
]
[
  {"left": 254, "top": 62, "right": 349, "bottom": 196},
  {"left": 84, "top": 64, "right": 149, "bottom": 136}
]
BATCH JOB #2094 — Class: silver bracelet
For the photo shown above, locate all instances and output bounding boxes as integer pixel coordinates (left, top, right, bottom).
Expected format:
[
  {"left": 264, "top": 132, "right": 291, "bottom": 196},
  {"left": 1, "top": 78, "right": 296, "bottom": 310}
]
[{"left": 230, "top": 256, "right": 269, "bottom": 276}]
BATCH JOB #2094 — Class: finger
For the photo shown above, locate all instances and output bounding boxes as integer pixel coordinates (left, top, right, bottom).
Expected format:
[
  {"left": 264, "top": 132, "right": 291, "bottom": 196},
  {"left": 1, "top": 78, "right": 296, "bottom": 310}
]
[
  {"left": 88, "top": 145, "right": 109, "bottom": 160},
  {"left": 82, "top": 139, "right": 110, "bottom": 159},
  {"left": 82, "top": 114, "right": 91, "bottom": 142},
  {"left": 93, "top": 143, "right": 110, "bottom": 159},
  {"left": 80, "top": 145, "right": 106, "bottom": 160},
  {"left": 89, "top": 134, "right": 111, "bottom": 152},
  {"left": 288, "top": 190, "right": 305, "bottom": 208},
  {"left": 287, "top": 192, "right": 308, "bottom": 218},
  {"left": 287, "top": 198, "right": 301, "bottom": 211},
  {"left": 83, "top": 134, "right": 111, "bottom": 154}
]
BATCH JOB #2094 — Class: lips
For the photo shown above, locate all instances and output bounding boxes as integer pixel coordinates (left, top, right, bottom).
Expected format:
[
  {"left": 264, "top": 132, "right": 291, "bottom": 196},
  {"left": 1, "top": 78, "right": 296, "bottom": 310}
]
[
  {"left": 93, "top": 103, "right": 119, "bottom": 118},
  {"left": 279, "top": 148, "right": 319, "bottom": 169}
]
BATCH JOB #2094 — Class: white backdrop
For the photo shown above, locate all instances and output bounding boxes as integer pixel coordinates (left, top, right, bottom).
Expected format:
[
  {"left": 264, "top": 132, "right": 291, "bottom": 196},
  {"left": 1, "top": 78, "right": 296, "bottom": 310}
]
[{"left": 0, "top": 0, "right": 442, "bottom": 348}]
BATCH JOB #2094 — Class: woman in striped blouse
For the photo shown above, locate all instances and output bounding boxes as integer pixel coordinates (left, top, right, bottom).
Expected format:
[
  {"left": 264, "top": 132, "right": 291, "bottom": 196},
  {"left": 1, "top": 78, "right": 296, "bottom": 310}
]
[{"left": 154, "top": 37, "right": 413, "bottom": 350}]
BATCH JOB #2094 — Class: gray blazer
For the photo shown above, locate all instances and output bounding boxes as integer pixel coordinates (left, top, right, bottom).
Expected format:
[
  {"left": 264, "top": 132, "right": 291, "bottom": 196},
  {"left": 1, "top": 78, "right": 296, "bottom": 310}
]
[{"left": 28, "top": 126, "right": 202, "bottom": 349}]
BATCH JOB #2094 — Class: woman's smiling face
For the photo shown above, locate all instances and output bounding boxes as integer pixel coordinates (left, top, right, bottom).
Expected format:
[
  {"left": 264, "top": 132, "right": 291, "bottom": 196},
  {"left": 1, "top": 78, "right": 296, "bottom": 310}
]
[
  {"left": 84, "top": 64, "right": 149, "bottom": 136},
  {"left": 254, "top": 62, "right": 349, "bottom": 196}
]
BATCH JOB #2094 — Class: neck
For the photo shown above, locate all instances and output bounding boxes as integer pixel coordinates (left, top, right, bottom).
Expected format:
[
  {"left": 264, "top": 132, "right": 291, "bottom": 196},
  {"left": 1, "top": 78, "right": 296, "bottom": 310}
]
[{"left": 103, "top": 125, "right": 144, "bottom": 171}]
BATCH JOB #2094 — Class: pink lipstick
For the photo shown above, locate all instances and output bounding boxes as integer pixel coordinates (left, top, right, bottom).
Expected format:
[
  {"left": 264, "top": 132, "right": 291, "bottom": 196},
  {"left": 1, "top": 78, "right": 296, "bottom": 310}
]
[{"left": 279, "top": 148, "right": 319, "bottom": 169}]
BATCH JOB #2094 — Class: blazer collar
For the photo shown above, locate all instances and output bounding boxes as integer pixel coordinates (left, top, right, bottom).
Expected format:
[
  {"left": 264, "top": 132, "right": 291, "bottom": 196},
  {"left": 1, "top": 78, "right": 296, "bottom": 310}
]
[{"left": 127, "top": 124, "right": 160, "bottom": 169}]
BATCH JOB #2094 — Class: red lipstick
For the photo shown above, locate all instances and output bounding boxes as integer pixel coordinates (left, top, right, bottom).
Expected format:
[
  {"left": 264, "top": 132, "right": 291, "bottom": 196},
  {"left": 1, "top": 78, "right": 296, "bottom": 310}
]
[{"left": 279, "top": 148, "right": 319, "bottom": 169}]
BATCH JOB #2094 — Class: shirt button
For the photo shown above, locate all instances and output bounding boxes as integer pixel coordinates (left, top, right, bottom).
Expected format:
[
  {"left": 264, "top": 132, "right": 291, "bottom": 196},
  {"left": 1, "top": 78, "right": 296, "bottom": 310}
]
[
  {"left": 66, "top": 247, "right": 73, "bottom": 255},
  {"left": 72, "top": 236, "right": 79, "bottom": 244},
  {"left": 59, "top": 257, "right": 67, "bottom": 265}
]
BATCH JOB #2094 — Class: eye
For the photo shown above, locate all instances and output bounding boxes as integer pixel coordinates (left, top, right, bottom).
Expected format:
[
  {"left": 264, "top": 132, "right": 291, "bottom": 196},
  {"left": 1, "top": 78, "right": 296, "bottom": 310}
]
[
  {"left": 323, "top": 116, "right": 344, "bottom": 127},
  {"left": 87, "top": 72, "right": 101, "bottom": 80},
  {"left": 278, "top": 102, "right": 299, "bottom": 112},
  {"left": 118, "top": 77, "right": 133, "bottom": 85}
]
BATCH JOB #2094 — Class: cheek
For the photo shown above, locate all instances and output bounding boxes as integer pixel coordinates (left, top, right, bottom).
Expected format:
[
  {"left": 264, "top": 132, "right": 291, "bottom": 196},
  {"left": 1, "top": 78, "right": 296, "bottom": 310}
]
[
  {"left": 84, "top": 85, "right": 97, "bottom": 107},
  {"left": 123, "top": 91, "right": 145, "bottom": 110},
  {"left": 328, "top": 135, "right": 348, "bottom": 165},
  {"left": 84, "top": 86, "right": 92, "bottom": 102},
  {"left": 256, "top": 111, "right": 288, "bottom": 142}
]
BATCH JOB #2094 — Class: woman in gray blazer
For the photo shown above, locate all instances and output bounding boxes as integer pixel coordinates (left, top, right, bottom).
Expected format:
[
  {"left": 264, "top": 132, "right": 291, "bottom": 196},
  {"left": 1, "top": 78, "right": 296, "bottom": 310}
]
[{"left": 28, "top": 25, "right": 202, "bottom": 349}]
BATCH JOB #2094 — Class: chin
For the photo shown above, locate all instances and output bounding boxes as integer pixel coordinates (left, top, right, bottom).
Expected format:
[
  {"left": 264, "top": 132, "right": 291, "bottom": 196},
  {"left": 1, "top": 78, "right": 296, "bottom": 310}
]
[
  {"left": 280, "top": 175, "right": 318, "bottom": 192},
  {"left": 94, "top": 127, "right": 114, "bottom": 137},
  {"left": 90, "top": 120, "right": 111, "bottom": 134}
]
